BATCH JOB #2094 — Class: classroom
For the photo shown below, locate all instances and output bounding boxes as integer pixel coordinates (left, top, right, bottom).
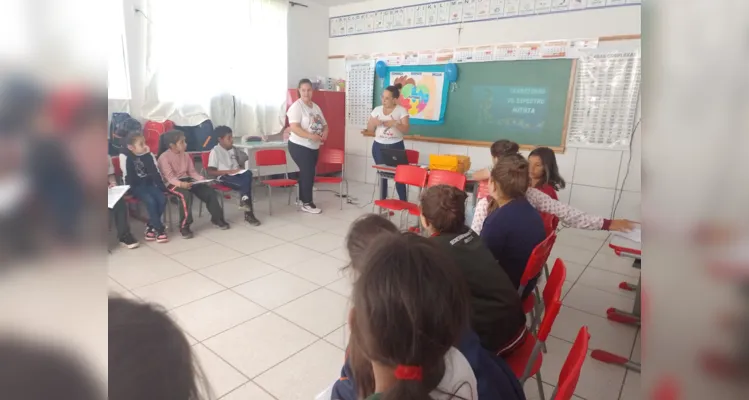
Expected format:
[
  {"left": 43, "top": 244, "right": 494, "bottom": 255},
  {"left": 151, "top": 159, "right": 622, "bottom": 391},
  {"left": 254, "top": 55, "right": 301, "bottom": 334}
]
[{"left": 107, "top": 1, "right": 642, "bottom": 399}]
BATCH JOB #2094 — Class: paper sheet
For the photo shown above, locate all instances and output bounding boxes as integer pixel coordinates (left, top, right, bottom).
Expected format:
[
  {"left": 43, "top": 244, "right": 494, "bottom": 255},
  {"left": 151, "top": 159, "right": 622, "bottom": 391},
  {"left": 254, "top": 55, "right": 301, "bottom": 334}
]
[
  {"left": 108, "top": 185, "right": 130, "bottom": 209},
  {"left": 191, "top": 179, "right": 215, "bottom": 185},
  {"left": 228, "top": 169, "right": 247, "bottom": 176},
  {"left": 613, "top": 224, "right": 641, "bottom": 243}
]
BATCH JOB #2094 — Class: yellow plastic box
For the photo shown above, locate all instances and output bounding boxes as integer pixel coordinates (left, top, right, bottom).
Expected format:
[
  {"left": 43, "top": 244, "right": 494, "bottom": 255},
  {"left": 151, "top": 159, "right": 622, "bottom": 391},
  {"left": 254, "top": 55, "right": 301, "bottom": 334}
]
[{"left": 428, "top": 154, "right": 472, "bottom": 174}]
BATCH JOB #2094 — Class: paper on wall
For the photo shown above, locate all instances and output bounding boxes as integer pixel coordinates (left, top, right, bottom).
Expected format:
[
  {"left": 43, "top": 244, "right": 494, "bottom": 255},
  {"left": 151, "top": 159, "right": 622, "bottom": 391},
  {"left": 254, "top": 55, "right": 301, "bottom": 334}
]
[
  {"left": 435, "top": 48, "right": 455, "bottom": 63},
  {"left": 541, "top": 40, "right": 569, "bottom": 58},
  {"left": 516, "top": 42, "right": 542, "bottom": 60},
  {"left": 418, "top": 50, "right": 436, "bottom": 64},
  {"left": 494, "top": 43, "right": 519, "bottom": 60},
  {"left": 462, "top": 0, "right": 477, "bottom": 21},
  {"left": 454, "top": 47, "right": 474, "bottom": 63},
  {"left": 449, "top": 0, "right": 464, "bottom": 23},
  {"left": 534, "top": 0, "right": 552, "bottom": 14},
  {"left": 473, "top": 45, "right": 495, "bottom": 62},
  {"left": 402, "top": 51, "right": 419, "bottom": 65},
  {"left": 518, "top": 0, "right": 536, "bottom": 15},
  {"left": 490, "top": 0, "right": 506, "bottom": 16},
  {"left": 438, "top": 2, "right": 451, "bottom": 24},
  {"left": 504, "top": 0, "right": 521, "bottom": 16},
  {"left": 476, "top": 0, "right": 492, "bottom": 20},
  {"left": 552, "top": 0, "right": 572, "bottom": 12},
  {"left": 426, "top": 4, "right": 439, "bottom": 25}
]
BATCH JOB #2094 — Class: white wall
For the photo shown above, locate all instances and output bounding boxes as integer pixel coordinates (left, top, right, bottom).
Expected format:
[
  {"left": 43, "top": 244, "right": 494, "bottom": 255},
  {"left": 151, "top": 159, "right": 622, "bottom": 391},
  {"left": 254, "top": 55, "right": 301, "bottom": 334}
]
[
  {"left": 288, "top": 1, "right": 330, "bottom": 88},
  {"left": 329, "top": 0, "right": 641, "bottom": 221}
]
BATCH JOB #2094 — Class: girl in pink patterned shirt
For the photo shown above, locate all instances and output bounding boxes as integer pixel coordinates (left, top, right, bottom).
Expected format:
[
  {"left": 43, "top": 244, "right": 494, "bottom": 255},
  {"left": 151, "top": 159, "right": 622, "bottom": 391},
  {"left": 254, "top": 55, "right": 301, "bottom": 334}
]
[{"left": 470, "top": 141, "right": 634, "bottom": 234}]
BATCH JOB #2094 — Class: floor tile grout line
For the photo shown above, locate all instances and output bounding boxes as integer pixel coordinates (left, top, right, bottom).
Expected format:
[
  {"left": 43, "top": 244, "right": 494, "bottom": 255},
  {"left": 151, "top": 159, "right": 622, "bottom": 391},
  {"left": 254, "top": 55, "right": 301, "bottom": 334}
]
[{"left": 186, "top": 303, "right": 270, "bottom": 344}]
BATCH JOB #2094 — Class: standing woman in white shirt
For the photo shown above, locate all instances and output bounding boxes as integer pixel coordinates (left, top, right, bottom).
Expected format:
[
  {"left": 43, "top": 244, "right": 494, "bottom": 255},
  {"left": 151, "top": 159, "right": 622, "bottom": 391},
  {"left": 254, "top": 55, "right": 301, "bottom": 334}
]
[
  {"left": 287, "top": 78, "right": 328, "bottom": 214},
  {"left": 367, "top": 83, "right": 411, "bottom": 201}
]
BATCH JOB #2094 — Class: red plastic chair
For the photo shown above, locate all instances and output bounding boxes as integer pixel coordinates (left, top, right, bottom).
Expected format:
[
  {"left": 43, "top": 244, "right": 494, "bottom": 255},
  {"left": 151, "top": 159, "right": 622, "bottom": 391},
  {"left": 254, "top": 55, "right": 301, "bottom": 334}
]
[
  {"left": 426, "top": 170, "right": 467, "bottom": 190},
  {"left": 198, "top": 151, "right": 232, "bottom": 217},
  {"left": 254, "top": 149, "right": 297, "bottom": 215},
  {"left": 504, "top": 259, "right": 567, "bottom": 400},
  {"left": 314, "top": 148, "right": 347, "bottom": 210},
  {"left": 519, "top": 233, "right": 557, "bottom": 296},
  {"left": 551, "top": 326, "right": 590, "bottom": 400},
  {"left": 405, "top": 149, "right": 420, "bottom": 164},
  {"left": 373, "top": 165, "right": 428, "bottom": 227},
  {"left": 540, "top": 212, "right": 560, "bottom": 280}
]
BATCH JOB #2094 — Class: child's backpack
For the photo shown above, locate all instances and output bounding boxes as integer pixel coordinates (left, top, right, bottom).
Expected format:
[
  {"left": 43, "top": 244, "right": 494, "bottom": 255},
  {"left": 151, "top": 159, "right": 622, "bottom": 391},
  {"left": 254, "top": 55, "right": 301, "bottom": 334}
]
[
  {"left": 108, "top": 112, "right": 137, "bottom": 155},
  {"left": 175, "top": 119, "right": 216, "bottom": 152},
  {"left": 144, "top": 120, "right": 175, "bottom": 154}
]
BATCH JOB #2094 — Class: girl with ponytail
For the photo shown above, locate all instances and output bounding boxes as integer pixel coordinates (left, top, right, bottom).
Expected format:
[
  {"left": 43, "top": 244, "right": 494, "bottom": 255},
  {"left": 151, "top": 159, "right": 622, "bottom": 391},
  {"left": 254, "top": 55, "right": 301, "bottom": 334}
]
[{"left": 349, "top": 233, "right": 477, "bottom": 400}]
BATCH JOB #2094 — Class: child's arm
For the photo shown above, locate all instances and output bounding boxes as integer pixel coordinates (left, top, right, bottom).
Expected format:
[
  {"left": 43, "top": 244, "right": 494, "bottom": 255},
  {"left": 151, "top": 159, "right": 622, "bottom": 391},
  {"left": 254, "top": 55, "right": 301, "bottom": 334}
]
[
  {"left": 471, "top": 198, "right": 489, "bottom": 234},
  {"left": 108, "top": 173, "right": 117, "bottom": 187},
  {"left": 151, "top": 154, "right": 168, "bottom": 192},
  {"left": 157, "top": 155, "right": 183, "bottom": 187},
  {"left": 525, "top": 188, "right": 634, "bottom": 231},
  {"left": 186, "top": 154, "right": 205, "bottom": 181},
  {"left": 471, "top": 168, "right": 490, "bottom": 181},
  {"left": 236, "top": 148, "right": 249, "bottom": 168}
]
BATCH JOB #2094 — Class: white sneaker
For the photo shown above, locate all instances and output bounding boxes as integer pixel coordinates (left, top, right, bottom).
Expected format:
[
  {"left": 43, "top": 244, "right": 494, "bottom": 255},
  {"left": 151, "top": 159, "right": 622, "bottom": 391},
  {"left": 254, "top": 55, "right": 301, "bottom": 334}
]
[{"left": 301, "top": 202, "right": 322, "bottom": 214}]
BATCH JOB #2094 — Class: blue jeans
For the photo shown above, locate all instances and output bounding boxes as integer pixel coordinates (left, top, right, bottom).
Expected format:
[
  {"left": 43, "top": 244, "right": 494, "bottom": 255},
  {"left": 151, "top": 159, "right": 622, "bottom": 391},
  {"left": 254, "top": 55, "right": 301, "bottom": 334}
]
[
  {"left": 130, "top": 184, "right": 167, "bottom": 230},
  {"left": 218, "top": 170, "right": 253, "bottom": 199},
  {"left": 372, "top": 140, "right": 407, "bottom": 201}
]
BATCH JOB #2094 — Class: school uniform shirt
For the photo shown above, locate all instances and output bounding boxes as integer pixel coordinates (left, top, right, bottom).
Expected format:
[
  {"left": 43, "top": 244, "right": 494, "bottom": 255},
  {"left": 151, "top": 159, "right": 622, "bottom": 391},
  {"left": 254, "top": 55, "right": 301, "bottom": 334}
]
[
  {"left": 287, "top": 99, "right": 327, "bottom": 150},
  {"left": 431, "top": 229, "right": 526, "bottom": 353},
  {"left": 480, "top": 197, "right": 546, "bottom": 291},
  {"left": 470, "top": 187, "right": 610, "bottom": 235},
  {"left": 371, "top": 105, "right": 409, "bottom": 144},
  {"left": 207, "top": 144, "right": 249, "bottom": 171},
  {"left": 157, "top": 150, "right": 204, "bottom": 187},
  {"left": 363, "top": 348, "right": 478, "bottom": 400}
]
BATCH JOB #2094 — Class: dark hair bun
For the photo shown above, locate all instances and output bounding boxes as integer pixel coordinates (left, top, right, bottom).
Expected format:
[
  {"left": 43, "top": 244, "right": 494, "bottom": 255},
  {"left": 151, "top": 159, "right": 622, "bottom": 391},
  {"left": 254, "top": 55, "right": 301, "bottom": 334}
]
[{"left": 394, "top": 83, "right": 403, "bottom": 89}]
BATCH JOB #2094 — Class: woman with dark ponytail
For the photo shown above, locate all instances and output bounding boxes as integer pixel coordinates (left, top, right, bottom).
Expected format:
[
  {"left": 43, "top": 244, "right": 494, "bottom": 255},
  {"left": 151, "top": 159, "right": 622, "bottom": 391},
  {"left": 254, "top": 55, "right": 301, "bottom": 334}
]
[
  {"left": 367, "top": 83, "right": 411, "bottom": 201},
  {"left": 348, "top": 233, "right": 477, "bottom": 400}
]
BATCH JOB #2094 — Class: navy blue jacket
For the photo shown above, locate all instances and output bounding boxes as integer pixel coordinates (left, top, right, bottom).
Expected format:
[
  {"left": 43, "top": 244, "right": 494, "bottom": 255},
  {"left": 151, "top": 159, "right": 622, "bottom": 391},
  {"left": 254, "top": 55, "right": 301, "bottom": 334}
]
[{"left": 330, "top": 329, "right": 526, "bottom": 400}]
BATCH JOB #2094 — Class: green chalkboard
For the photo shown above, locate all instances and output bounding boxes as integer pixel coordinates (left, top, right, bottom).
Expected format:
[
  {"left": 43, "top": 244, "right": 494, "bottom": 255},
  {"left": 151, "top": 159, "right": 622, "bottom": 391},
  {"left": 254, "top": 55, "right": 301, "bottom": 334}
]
[{"left": 373, "top": 59, "right": 575, "bottom": 149}]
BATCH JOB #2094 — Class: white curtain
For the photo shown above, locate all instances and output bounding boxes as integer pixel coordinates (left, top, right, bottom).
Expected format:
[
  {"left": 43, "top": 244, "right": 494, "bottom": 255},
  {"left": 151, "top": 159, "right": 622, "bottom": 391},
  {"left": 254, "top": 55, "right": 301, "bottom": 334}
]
[
  {"left": 108, "top": 0, "right": 130, "bottom": 101},
  {"left": 142, "top": 0, "right": 288, "bottom": 135}
]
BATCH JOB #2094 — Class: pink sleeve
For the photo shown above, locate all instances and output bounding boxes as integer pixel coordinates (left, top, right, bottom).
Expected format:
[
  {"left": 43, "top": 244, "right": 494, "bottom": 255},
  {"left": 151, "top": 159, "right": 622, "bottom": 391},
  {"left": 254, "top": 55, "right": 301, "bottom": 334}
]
[
  {"left": 158, "top": 155, "right": 181, "bottom": 187},
  {"left": 187, "top": 155, "right": 204, "bottom": 181},
  {"left": 471, "top": 198, "right": 489, "bottom": 234},
  {"left": 525, "top": 188, "right": 604, "bottom": 230}
]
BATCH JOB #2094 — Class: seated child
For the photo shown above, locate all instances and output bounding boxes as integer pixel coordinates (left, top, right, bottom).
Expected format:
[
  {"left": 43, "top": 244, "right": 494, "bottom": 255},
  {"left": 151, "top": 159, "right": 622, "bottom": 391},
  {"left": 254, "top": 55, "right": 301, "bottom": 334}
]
[
  {"left": 420, "top": 185, "right": 526, "bottom": 356},
  {"left": 528, "top": 146, "right": 565, "bottom": 200},
  {"left": 157, "top": 130, "right": 229, "bottom": 238},
  {"left": 470, "top": 140, "right": 634, "bottom": 234},
  {"left": 205, "top": 126, "right": 260, "bottom": 226},
  {"left": 121, "top": 132, "right": 168, "bottom": 243},
  {"left": 330, "top": 215, "right": 525, "bottom": 400},
  {"left": 480, "top": 154, "right": 546, "bottom": 299},
  {"left": 348, "top": 232, "right": 478, "bottom": 400},
  {"left": 109, "top": 296, "right": 209, "bottom": 400},
  {"left": 109, "top": 156, "right": 138, "bottom": 249}
]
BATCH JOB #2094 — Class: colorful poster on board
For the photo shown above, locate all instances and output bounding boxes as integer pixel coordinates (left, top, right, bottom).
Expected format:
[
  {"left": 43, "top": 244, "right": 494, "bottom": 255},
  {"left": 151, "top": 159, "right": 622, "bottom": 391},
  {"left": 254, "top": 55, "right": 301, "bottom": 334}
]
[{"left": 388, "top": 68, "right": 448, "bottom": 124}]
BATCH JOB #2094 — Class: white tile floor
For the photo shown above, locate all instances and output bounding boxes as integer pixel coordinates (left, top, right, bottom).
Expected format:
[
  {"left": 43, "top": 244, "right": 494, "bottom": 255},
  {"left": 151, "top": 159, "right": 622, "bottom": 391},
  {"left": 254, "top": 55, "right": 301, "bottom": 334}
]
[{"left": 108, "top": 181, "right": 641, "bottom": 400}]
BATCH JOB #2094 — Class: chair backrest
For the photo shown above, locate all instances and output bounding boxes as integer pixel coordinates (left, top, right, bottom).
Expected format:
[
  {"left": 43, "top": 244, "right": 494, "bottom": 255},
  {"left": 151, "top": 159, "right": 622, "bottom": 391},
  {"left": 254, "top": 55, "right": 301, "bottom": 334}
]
[
  {"left": 536, "top": 259, "right": 566, "bottom": 343},
  {"left": 319, "top": 148, "right": 345, "bottom": 165},
  {"left": 477, "top": 180, "right": 490, "bottom": 199},
  {"left": 200, "top": 151, "right": 210, "bottom": 170},
  {"left": 111, "top": 156, "right": 123, "bottom": 177},
  {"left": 540, "top": 212, "right": 559, "bottom": 237},
  {"left": 554, "top": 326, "right": 590, "bottom": 400},
  {"left": 394, "top": 165, "right": 428, "bottom": 188},
  {"left": 255, "top": 149, "right": 287, "bottom": 167},
  {"left": 405, "top": 149, "right": 420, "bottom": 164},
  {"left": 519, "top": 233, "right": 557, "bottom": 289},
  {"left": 427, "top": 170, "right": 467, "bottom": 190}
]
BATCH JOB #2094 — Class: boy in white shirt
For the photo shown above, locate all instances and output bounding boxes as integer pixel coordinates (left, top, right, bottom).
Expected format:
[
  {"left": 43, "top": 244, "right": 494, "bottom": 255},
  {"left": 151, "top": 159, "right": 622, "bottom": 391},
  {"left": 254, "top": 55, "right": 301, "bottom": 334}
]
[{"left": 205, "top": 126, "right": 260, "bottom": 226}]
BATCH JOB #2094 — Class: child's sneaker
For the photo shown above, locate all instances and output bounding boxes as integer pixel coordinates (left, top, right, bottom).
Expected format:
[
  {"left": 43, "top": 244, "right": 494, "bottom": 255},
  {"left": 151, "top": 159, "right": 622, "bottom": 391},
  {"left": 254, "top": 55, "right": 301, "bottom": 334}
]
[
  {"left": 239, "top": 196, "right": 251, "bottom": 211},
  {"left": 214, "top": 220, "right": 231, "bottom": 230},
  {"left": 144, "top": 226, "right": 157, "bottom": 241},
  {"left": 301, "top": 202, "right": 322, "bottom": 214},
  {"left": 119, "top": 233, "right": 140, "bottom": 249},
  {"left": 180, "top": 225, "right": 194, "bottom": 239},
  {"left": 244, "top": 211, "right": 261, "bottom": 226},
  {"left": 156, "top": 228, "right": 169, "bottom": 243}
]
